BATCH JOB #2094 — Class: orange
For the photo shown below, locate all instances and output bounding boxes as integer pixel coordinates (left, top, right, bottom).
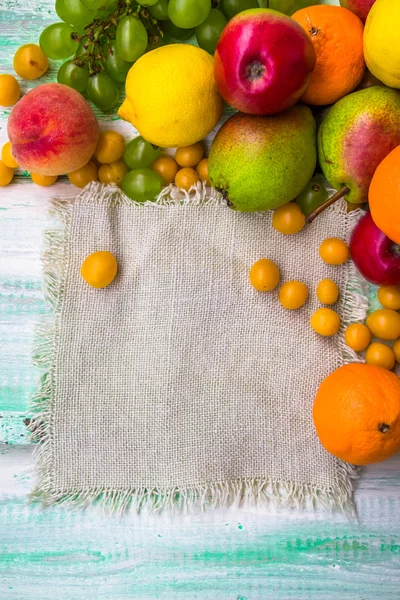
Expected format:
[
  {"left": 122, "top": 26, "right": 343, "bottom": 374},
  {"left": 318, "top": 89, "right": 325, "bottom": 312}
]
[
  {"left": 292, "top": 5, "right": 365, "bottom": 106},
  {"left": 369, "top": 146, "right": 400, "bottom": 244},
  {"left": 313, "top": 363, "right": 400, "bottom": 465},
  {"left": 249, "top": 258, "right": 280, "bottom": 292},
  {"left": 81, "top": 251, "right": 118, "bottom": 289}
]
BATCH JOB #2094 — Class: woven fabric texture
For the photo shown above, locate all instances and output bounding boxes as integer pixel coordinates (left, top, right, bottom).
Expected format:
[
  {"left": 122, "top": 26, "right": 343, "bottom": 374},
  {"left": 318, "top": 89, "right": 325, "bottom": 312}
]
[{"left": 31, "top": 182, "right": 368, "bottom": 513}]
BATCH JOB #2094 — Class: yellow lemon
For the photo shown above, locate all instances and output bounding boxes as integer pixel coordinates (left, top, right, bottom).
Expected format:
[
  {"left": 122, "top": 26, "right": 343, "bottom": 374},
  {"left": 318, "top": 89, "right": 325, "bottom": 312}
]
[
  {"left": 364, "top": 0, "right": 400, "bottom": 88},
  {"left": 81, "top": 251, "right": 118, "bottom": 289},
  {"left": 118, "top": 44, "right": 224, "bottom": 148}
]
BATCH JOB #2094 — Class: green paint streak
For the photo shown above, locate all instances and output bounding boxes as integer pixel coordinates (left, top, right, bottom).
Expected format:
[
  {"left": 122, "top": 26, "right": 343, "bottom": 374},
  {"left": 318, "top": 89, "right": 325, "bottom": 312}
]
[
  {"left": 0, "top": 549, "right": 106, "bottom": 564},
  {"left": 380, "top": 542, "right": 400, "bottom": 553},
  {"left": 0, "top": 382, "right": 35, "bottom": 410},
  {"left": 194, "top": 532, "right": 400, "bottom": 566}
]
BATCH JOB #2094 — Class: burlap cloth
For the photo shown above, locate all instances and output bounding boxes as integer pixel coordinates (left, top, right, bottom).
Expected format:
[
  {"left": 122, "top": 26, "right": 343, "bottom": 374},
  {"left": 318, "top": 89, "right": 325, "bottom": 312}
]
[{"left": 30, "top": 182, "right": 368, "bottom": 513}]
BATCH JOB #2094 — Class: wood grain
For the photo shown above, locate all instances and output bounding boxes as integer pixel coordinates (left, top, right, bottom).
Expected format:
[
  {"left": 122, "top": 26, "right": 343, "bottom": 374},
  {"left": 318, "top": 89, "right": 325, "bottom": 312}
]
[
  {"left": 0, "top": 445, "right": 400, "bottom": 600},
  {"left": 1, "top": 1, "right": 400, "bottom": 599}
]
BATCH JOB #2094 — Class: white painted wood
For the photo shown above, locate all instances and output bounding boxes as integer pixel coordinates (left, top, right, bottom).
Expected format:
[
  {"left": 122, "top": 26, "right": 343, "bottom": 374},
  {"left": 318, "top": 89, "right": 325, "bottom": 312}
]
[{"left": 1, "top": 1, "right": 400, "bottom": 598}]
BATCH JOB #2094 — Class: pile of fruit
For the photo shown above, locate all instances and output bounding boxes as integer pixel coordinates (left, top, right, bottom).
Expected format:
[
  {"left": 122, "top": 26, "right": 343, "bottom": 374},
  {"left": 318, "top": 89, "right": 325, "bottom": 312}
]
[
  {"left": 32, "top": 128, "right": 210, "bottom": 195},
  {"left": 0, "top": 1, "right": 273, "bottom": 114},
  {"left": 249, "top": 237, "right": 400, "bottom": 373},
  {"left": 1, "top": 0, "right": 400, "bottom": 467}
]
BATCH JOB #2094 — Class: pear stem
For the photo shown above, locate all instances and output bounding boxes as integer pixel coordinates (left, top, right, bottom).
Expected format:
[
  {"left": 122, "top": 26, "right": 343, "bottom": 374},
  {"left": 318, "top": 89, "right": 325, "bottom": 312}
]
[{"left": 305, "top": 185, "right": 351, "bottom": 224}]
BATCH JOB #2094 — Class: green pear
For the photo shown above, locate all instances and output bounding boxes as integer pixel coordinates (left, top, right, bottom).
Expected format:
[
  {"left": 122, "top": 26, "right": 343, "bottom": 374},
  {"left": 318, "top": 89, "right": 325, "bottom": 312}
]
[{"left": 208, "top": 106, "right": 317, "bottom": 212}]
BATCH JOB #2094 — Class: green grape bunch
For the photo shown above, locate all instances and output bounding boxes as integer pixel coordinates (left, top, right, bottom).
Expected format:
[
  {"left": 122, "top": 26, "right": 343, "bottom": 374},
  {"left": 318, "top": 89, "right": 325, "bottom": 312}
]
[
  {"left": 41, "top": 0, "right": 173, "bottom": 111},
  {"left": 41, "top": 0, "right": 301, "bottom": 112}
]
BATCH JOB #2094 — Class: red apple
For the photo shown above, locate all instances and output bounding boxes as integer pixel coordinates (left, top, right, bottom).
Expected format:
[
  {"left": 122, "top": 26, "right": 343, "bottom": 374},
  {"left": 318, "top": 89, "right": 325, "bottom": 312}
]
[
  {"left": 350, "top": 211, "right": 400, "bottom": 285},
  {"left": 214, "top": 8, "right": 316, "bottom": 115}
]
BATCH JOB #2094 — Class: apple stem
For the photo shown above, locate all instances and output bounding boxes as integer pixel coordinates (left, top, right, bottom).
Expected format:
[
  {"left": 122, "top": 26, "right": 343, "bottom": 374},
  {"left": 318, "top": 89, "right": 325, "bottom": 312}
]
[{"left": 305, "top": 185, "right": 350, "bottom": 224}]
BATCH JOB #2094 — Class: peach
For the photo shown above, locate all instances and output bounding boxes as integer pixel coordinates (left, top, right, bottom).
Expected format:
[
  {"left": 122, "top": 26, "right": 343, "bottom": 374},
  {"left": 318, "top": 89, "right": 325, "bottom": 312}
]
[{"left": 8, "top": 83, "right": 99, "bottom": 176}]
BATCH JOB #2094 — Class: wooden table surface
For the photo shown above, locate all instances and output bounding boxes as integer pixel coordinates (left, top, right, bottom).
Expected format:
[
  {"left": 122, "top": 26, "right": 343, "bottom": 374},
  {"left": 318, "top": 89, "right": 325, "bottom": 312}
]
[{"left": 1, "top": 1, "right": 399, "bottom": 599}]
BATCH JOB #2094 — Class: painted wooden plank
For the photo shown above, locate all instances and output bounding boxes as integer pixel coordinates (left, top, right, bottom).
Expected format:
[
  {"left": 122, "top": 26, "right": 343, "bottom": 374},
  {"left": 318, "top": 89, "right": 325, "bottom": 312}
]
[
  {"left": 0, "top": 184, "right": 56, "bottom": 430},
  {"left": 0, "top": 446, "right": 400, "bottom": 599},
  {"left": 0, "top": 1, "right": 61, "bottom": 432}
]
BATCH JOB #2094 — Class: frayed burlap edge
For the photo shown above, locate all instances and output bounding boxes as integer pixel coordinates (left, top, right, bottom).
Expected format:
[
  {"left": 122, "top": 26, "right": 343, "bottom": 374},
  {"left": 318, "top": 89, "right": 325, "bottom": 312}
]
[{"left": 29, "top": 181, "right": 367, "bottom": 515}]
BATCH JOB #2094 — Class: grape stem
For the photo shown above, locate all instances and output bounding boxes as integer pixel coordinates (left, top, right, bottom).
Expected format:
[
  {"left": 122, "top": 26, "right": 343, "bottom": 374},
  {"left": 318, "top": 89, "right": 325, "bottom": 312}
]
[{"left": 72, "top": 0, "right": 163, "bottom": 77}]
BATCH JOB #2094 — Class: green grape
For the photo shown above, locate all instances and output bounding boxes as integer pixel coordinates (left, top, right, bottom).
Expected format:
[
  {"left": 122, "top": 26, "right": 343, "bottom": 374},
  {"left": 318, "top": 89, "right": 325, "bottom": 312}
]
[
  {"left": 168, "top": 0, "right": 211, "bottom": 29},
  {"left": 39, "top": 23, "right": 79, "bottom": 60},
  {"left": 286, "top": 0, "right": 324, "bottom": 15},
  {"left": 81, "top": 0, "right": 116, "bottom": 10},
  {"left": 221, "top": 0, "right": 258, "bottom": 20},
  {"left": 137, "top": 0, "right": 159, "bottom": 5},
  {"left": 295, "top": 174, "right": 331, "bottom": 217},
  {"left": 87, "top": 72, "right": 119, "bottom": 111},
  {"left": 149, "top": 0, "right": 169, "bottom": 20},
  {"left": 267, "top": 0, "right": 296, "bottom": 14},
  {"left": 123, "top": 137, "right": 161, "bottom": 170},
  {"left": 195, "top": 9, "right": 227, "bottom": 54},
  {"left": 116, "top": 15, "right": 148, "bottom": 62},
  {"left": 104, "top": 40, "right": 132, "bottom": 83},
  {"left": 55, "top": 0, "right": 96, "bottom": 28},
  {"left": 57, "top": 60, "right": 89, "bottom": 92},
  {"left": 121, "top": 169, "right": 163, "bottom": 202},
  {"left": 162, "top": 20, "right": 194, "bottom": 40}
]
